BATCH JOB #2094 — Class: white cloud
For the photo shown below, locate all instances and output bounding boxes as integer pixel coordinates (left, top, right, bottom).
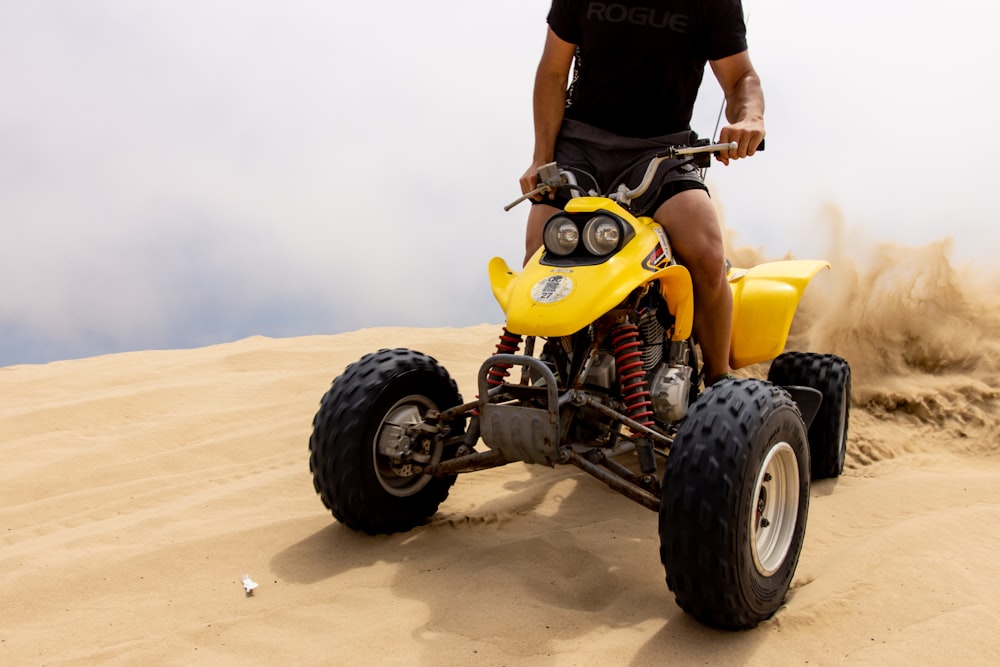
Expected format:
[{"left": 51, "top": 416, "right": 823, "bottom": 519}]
[{"left": 1, "top": 0, "right": 996, "bottom": 364}]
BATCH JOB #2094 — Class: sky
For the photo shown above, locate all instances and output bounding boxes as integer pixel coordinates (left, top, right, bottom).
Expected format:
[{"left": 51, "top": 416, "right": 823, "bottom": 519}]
[{"left": 1, "top": 1, "right": 997, "bottom": 366}]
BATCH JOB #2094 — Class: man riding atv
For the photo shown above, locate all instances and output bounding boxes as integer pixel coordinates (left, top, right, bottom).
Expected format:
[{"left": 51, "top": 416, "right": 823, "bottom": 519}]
[
  {"left": 308, "top": 0, "right": 852, "bottom": 632},
  {"left": 519, "top": 0, "right": 764, "bottom": 386}
]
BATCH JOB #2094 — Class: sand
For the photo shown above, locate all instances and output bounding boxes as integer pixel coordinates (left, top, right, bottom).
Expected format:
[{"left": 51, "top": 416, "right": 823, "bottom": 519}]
[{"left": 3, "top": 241, "right": 1000, "bottom": 665}]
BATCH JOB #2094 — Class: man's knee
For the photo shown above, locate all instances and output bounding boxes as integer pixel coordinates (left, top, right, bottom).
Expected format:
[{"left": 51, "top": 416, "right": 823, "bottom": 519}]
[
  {"left": 652, "top": 189, "right": 726, "bottom": 280},
  {"left": 672, "top": 238, "right": 726, "bottom": 289}
]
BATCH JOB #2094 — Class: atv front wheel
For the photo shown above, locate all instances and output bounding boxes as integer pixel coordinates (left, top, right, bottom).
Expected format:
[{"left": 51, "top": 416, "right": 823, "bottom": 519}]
[
  {"left": 768, "top": 352, "right": 851, "bottom": 479},
  {"left": 659, "top": 379, "right": 810, "bottom": 630},
  {"left": 309, "top": 348, "right": 464, "bottom": 535}
]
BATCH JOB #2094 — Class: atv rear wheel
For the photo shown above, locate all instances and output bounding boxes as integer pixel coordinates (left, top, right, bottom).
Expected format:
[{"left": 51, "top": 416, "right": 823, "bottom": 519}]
[
  {"left": 659, "top": 379, "right": 810, "bottom": 630},
  {"left": 768, "top": 352, "right": 851, "bottom": 479},
  {"left": 309, "top": 348, "right": 464, "bottom": 535}
]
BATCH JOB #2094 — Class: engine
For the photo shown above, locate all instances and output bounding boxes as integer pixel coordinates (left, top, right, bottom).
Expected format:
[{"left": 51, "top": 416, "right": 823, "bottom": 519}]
[
  {"left": 583, "top": 306, "right": 692, "bottom": 424},
  {"left": 638, "top": 308, "right": 692, "bottom": 423}
]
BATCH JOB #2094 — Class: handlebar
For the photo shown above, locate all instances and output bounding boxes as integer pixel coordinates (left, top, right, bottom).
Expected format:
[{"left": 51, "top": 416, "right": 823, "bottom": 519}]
[
  {"left": 503, "top": 183, "right": 550, "bottom": 213},
  {"left": 505, "top": 140, "right": 739, "bottom": 211},
  {"left": 616, "top": 141, "right": 736, "bottom": 202}
]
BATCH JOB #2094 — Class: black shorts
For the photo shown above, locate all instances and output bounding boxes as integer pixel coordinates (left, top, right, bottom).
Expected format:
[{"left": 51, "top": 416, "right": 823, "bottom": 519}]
[{"left": 532, "top": 119, "right": 709, "bottom": 216}]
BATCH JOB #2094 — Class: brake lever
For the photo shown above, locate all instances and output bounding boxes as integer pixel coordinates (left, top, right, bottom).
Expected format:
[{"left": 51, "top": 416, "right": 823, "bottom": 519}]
[
  {"left": 504, "top": 184, "right": 551, "bottom": 212},
  {"left": 504, "top": 162, "right": 566, "bottom": 211}
]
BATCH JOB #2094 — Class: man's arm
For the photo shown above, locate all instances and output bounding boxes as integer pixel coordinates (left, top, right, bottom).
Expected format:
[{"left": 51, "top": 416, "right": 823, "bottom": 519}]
[
  {"left": 709, "top": 50, "right": 765, "bottom": 165},
  {"left": 520, "top": 27, "right": 576, "bottom": 196}
]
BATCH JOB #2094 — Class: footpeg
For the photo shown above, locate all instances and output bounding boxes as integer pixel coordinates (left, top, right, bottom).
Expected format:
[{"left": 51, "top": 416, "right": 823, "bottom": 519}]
[{"left": 635, "top": 437, "right": 657, "bottom": 474}]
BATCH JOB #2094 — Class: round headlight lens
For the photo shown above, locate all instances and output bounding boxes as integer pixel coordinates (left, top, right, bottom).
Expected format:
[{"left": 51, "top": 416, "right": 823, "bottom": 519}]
[
  {"left": 582, "top": 215, "right": 621, "bottom": 255},
  {"left": 543, "top": 217, "right": 579, "bottom": 256}
]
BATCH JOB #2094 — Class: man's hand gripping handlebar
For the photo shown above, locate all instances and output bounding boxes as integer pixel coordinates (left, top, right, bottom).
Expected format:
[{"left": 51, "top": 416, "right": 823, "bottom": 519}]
[{"left": 504, "top": 163, "right": 570, "bottom": 212}]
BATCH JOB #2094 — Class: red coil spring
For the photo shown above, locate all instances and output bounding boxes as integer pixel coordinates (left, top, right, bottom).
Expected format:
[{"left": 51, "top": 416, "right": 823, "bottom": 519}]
[
  {"left": 487, "top": 328, "right": 523, "bottom": 387},
  {"left": 612, "top": 324, "right": 655, "bottom": 433}
]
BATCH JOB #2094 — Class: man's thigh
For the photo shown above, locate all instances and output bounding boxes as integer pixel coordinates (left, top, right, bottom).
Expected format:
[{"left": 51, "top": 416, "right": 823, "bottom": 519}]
[{"left": 652, "top": 188, "right": 724, "bottom": 263}]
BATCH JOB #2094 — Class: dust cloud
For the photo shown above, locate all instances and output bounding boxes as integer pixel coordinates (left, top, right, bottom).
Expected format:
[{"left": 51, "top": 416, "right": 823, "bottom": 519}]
[{"left": 726, "top": 203, "right": 1000, "bottom": 465}]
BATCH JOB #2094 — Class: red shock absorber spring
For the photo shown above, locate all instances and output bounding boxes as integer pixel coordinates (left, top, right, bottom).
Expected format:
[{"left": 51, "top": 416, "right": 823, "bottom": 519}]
[
  {"left": 612, "top": 324, "right": 655, "bottom": 433},
  {"left": 487, "top": 328, "right": 523, "bottom": 387}
]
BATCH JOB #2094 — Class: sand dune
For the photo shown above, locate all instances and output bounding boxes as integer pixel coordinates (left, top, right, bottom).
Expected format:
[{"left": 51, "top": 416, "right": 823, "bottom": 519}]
[{"left": 3, "top": 242, "right": 1000, "bottom": 664}]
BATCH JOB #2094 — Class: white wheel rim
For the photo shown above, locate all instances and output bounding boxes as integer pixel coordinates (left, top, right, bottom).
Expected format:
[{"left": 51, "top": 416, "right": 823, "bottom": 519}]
[
  {"left": 373, "top": 395, "right": 439, "bottom": 497},
  {"left": 750, "top": 441, "right": 800, "bottom": 576}
]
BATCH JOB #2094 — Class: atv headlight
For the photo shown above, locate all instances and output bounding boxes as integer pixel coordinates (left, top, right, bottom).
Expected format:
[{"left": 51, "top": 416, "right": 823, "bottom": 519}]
[
  {"left": 543, "top": 216, "right": 579, "bottom": 256},
  {"left": 582, "top": 215, "right": 622, "bottom": 256}
]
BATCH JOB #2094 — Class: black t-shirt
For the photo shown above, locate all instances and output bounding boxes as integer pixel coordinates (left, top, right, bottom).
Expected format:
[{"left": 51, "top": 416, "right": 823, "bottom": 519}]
[{"left": 547, "top": 0, "right": 747, "bottom": 138}]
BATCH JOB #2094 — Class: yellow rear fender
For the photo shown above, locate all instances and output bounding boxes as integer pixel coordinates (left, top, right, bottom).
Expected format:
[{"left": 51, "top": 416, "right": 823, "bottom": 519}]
[{"left": 728, "top": 259, "right": 830, "bottom": 369}]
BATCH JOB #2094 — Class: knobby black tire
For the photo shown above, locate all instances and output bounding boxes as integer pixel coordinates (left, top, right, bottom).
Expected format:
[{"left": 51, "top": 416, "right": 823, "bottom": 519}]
[
  {"left": 309, "top": 348, "right": 464, "bottom": 535},
  {"left": 768, "top": 352, "right": 851, "bottom": 479},
  {"left": 659, "top": 379, "right": 810, "bottom": 630}
]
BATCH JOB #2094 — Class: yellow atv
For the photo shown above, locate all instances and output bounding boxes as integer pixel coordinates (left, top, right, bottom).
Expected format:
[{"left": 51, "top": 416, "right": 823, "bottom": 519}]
[{"left": 309, "top": 141, "right": 851, "bottom": 630}]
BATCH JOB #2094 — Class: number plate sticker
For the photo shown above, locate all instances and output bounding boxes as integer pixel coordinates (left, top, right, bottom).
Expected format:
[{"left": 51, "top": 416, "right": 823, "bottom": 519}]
[{"left": 531, "top": 274, "right": 573, "bottom": 304}]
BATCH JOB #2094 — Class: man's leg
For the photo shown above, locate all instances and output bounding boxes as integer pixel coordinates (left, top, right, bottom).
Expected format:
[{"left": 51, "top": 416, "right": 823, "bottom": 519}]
[
  {"left": 524, "top": 203, "right": 561, "bottom": 266},
  {"left": 653, "top": 189, "right": 733, "bottom": 381}
]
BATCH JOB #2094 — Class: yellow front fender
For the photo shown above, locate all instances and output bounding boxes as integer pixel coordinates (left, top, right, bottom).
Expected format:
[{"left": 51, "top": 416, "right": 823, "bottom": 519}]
[
  {"left": 728, "top": 259, "right": 829, "bottom": 369},
  {"left": 488, "top": 199, "right": 681, "bottom": 338},
  {"left": 653, "top": 264, "right": 693, "bottom": 340}
]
